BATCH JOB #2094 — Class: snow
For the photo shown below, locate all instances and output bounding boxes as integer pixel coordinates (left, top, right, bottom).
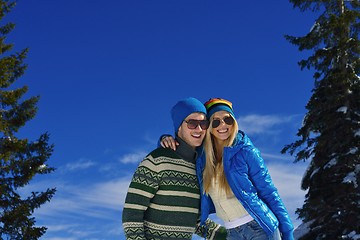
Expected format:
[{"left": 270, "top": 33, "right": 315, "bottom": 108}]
[
  {"left": 355, "top": 129, "right": 360, "bottom": 137},
  {"left": 294, "top": 221, "right": 313, "bottom": 239},
  {"left": 337, "top": 106, "right": 347, "bottom": 113},
  {"left": 348, "top": 147, "right": 358, "bottom": 154},
  {"left": 294, "top": 222, "right": 360, "bottom": 240},
  {"left": 343, "top": 231, "right": 360, "bottom": 240},
  {"left": 343, "top": 164, "right": 360, "bottom": 187},
  {"left": 325, "top": 158, "right": 337, "bottom": 168}
]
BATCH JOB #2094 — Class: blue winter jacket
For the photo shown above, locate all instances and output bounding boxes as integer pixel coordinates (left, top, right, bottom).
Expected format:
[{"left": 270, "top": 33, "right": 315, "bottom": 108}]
[{"left": 196, "top": 131, "right": 294, "bottom": 240}]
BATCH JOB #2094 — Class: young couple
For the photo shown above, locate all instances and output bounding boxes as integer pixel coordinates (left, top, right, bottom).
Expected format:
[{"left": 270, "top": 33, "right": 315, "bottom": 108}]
[{"left": 122, "top": 97, "right": 294, "bottom": 240}]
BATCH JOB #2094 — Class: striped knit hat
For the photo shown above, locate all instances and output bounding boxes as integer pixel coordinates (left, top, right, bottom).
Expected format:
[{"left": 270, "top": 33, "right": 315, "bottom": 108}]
[
  {"left": 171, "top": 97, "right": 207, "bottom": 133},
  {"left": 204, "top": 98, "right": 235, "bottom": 118}
]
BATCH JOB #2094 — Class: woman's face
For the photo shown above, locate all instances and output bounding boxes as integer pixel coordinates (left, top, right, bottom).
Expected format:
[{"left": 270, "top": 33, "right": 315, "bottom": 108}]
[{"left": 210, "top": 110, "right": 234, "bottom": 141}]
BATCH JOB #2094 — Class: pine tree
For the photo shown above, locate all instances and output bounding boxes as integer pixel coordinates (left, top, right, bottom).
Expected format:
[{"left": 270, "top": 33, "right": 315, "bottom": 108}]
[
  {"left": 0, "top": 1, "right": 56, "bottom": 239},
  {"left": 282, "top": 0, "right": 360, "bottom": 239}
]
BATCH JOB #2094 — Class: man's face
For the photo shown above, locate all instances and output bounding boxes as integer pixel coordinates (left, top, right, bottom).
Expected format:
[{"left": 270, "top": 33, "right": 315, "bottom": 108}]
[{"left": 177, "top": 112, "right": 207, "bottom": 149}]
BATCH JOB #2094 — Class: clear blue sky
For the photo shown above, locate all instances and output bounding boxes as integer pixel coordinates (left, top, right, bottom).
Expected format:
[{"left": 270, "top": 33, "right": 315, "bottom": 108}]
[{"left": 6, "top": 1, "right": 318, "bottom": 239}]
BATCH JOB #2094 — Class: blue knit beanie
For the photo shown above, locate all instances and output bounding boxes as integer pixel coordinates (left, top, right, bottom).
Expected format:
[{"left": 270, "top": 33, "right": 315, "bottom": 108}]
[
  {"left": 171, "top": 97, "right": 207, "bottom": 133},
  {"left": 204, "top": 98, "right": 235, "bottom": 119}
]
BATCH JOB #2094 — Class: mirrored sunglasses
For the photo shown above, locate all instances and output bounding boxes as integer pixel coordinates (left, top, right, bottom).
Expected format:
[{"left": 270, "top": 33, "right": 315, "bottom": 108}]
[
  {"left": 183, "top": 119, "right": 210, "bottom": 130},
  {"left": 212, "top": 116, "right": 234, "bottom": 128}
]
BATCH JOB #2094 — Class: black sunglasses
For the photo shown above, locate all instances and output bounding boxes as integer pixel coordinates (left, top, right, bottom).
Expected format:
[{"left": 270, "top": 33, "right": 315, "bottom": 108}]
[
  {"left": 212, "top": 116, "right": 234, "bottom": 128},
  {"left": 183, "top": 119, "right": 210, "bottom": 130}
]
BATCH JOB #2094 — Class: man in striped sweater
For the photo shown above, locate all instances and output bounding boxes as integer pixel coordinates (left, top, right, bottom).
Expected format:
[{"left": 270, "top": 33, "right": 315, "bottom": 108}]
[{"left": 122, "top": 97, "right": 227, "bottom": 240}]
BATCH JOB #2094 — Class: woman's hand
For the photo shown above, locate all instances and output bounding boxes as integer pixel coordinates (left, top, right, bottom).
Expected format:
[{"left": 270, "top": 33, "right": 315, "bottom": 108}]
[{"left": 160, "top": 135, "right": 179, "bottom": 151}]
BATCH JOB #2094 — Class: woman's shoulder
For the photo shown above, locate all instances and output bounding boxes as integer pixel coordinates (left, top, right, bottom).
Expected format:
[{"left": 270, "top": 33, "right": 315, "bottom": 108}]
[
  {"left": 231, "top": 132, "right": 262, "bottom": 158},
  {"left": 233, "top": 131, "right": 255, "bottom": 148}
]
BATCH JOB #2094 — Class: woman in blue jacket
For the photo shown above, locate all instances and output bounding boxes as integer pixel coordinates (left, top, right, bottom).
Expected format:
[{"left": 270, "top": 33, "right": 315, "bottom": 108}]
[{"left": 161, "top": 98, "right": 294, "bottom": 240}]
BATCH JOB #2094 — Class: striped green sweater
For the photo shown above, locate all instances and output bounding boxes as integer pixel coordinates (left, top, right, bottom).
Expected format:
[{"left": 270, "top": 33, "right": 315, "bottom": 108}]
[{"left": 122, "top": 143, "right": 227, "bottom": 240}]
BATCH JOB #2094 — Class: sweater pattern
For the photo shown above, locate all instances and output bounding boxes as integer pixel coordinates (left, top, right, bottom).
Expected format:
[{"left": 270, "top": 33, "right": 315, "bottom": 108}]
[{"left": 123, "top": 148, "right": 204, "bottom": 239}]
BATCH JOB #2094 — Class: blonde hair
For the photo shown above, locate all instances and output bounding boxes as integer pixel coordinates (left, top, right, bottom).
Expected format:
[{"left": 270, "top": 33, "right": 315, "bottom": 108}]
[{"left": 203, "top": 114, "right": 238, "bottom": 196}]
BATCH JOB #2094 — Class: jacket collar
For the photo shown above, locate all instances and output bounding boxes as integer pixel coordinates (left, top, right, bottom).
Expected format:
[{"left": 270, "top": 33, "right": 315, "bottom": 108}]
[{"left": 224, "top": 130, "right": 254, "bottom": 160}]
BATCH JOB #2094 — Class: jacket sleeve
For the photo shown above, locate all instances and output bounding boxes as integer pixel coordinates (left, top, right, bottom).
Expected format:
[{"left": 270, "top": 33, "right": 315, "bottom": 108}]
[
  {"left": 122, "top": 157, "right": 160, "bottom": 239},
  {"left": 194, "top": 218, "right": 227, "bottom": 240},
  {"left": 246, "top": 147, "right": 294, "bottom": 240}
]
